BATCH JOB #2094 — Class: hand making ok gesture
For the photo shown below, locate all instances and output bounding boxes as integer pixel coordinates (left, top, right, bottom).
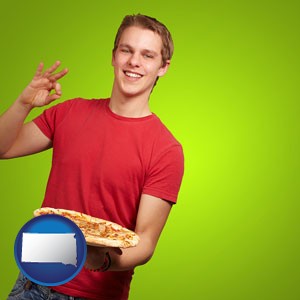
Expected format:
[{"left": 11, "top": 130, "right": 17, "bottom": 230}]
[{"left": 18, "top": 61, "right": 68, "bottom": 108}]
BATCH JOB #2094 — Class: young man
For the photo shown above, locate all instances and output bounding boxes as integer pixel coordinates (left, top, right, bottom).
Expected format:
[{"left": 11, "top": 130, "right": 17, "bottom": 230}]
[{"left": 2, "top": 14, "right": 184, "bottom": 299}]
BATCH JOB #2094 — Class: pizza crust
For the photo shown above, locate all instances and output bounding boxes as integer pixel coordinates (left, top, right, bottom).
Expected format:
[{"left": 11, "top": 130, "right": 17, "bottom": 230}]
[{"left": 33, "top": 207, "right": 140, "bottom": 248}]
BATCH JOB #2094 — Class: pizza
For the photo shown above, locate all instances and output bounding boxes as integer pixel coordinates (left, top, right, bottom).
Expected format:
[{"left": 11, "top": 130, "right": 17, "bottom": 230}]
[{"left": 33, "top": 207, "right": 140, "bottom": 248}]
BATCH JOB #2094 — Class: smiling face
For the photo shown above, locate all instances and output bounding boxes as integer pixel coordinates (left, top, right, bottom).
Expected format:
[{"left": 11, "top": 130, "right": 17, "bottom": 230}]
[{"left": 111, "top": 26, "right": 170, "bottom": 100}]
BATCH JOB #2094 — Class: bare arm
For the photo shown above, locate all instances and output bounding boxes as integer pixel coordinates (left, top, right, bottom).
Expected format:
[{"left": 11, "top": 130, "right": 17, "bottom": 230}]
[
  {"left": 84, "top": 194, "right": 173, "bottom": 271},
  {"left": 0, "top": 61, "right": 68, "bottom": 158}
]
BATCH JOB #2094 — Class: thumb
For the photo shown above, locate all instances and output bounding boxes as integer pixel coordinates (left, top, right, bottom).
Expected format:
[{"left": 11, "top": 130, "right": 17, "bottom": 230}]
[{"left": 110, "top": 247, "right": 123, "bottom": 255}]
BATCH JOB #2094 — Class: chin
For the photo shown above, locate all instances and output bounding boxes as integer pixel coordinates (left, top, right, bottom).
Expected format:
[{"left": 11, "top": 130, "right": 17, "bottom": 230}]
[{"left": 120, "top": 86, "right": 149, "bottom": 98}]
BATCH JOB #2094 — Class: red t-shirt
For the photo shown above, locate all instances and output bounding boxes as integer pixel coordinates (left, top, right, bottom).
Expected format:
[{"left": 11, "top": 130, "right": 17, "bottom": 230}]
[{"left": 33, "top": 98, "right": 184, "bottom": 299}]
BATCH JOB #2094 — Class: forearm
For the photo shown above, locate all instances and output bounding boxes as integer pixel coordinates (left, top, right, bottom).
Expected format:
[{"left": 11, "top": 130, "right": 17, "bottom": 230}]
[
  {"left": 0, "top": 98, "right": 32, "bottom": 156},
  {"left": 107, "top": 196, "right": 172, "bottom": 271},
  {"left": 109, "top": 236, "right": 155, "bottom": 271},
  {"left": 85, "top": 196, "right": 172, "bottom": 272}
]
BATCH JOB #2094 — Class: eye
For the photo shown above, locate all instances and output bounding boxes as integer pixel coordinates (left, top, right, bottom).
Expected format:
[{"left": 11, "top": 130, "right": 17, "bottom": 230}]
[
  {"left": 144, "top": 53, "right": 154, "bottom": 59},
  {"left": 120, "top": 48, "right": 130, "bottom": 53}
]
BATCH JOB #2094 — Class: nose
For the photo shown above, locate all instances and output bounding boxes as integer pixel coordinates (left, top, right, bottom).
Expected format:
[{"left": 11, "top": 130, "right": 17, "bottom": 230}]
[{"left": 128, "top": 52, "right": 141, "bottom": 67}]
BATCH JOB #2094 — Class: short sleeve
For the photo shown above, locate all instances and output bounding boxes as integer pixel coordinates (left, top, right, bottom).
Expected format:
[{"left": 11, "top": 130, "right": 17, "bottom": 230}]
[
  {"left": 33, "top": 100, "right": 75, "bottom": 140},
  {"left": 142, "top": 144, "right": 184, "bottom": 203}
]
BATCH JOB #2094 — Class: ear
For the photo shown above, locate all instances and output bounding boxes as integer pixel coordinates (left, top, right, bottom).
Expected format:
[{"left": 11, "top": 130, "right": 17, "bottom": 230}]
[{"left": 157, "top": 60, "right": 170, "bottom": 77}]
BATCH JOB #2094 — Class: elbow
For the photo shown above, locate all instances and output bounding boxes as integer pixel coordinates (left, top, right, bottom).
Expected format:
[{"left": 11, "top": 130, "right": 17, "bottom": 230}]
[
  {"left": 139, "top": 250, "right": 154, "bottom": 266},
  {"left": 135, "top": 239, "right": 156, "bottom": 267}
]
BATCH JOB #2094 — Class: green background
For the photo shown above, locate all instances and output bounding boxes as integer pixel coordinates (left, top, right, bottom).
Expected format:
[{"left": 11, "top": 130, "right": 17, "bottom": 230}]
[{"left": 1, "top": 0, "right": 299, "bottom": 299}]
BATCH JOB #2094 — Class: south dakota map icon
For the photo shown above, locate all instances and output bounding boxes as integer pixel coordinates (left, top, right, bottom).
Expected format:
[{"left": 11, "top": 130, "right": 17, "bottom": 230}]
[
  {"left": 14, "top": 214, "right": 87, "bottom": 286},
  {"left": 21, "top": 233, "right": 77, "bottom": 266}
]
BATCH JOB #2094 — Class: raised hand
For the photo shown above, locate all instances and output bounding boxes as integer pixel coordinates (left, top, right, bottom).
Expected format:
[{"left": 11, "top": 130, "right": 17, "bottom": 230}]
[{"left": 18, "top": 61, "right": 68, "bottom": 107}]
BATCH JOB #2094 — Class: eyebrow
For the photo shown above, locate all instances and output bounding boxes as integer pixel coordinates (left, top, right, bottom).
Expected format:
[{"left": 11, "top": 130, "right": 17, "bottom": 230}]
[{"left": 119, "top": 43, "right": 159, "bottom": 56}]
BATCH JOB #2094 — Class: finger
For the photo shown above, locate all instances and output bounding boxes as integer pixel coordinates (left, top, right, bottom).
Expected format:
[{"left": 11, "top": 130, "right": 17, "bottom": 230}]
[
  {"left": 43, "top": 60, "right": 61, "bottom": 77},
  {"left": 34, "top": 62, "right": 44, "bottom": 78},
  {"left": 50, "top": 68, "right": 69, "bottom": 81},
  {"left": 45, "top": 93, "right": 61, "bottom": 104}
]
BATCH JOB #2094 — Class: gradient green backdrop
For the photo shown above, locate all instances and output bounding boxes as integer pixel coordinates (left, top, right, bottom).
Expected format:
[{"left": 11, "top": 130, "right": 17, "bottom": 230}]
[{"left": 1, "top": 0, "right": 299, "bottom": 299}]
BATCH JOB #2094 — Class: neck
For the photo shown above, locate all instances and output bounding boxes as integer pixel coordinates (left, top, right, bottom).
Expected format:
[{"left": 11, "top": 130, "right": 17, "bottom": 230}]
[{"left": 109, "top": 86, "right": 152, "bottom": 118}]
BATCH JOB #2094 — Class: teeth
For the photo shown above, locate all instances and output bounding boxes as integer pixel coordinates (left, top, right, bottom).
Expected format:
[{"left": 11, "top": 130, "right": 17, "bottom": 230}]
[{"left": 125, "top": 71, "right": 142, "bottom": 78}]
